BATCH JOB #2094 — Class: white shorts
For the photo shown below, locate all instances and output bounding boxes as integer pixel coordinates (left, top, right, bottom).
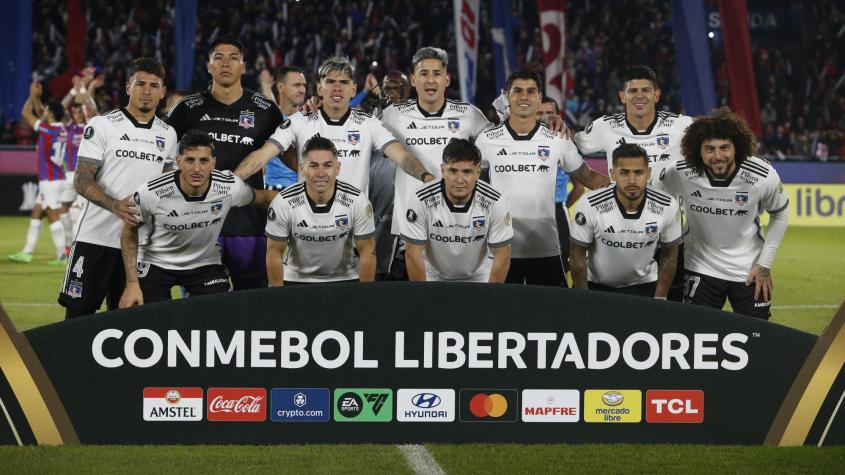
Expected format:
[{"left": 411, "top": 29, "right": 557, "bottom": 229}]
[
  {"left": 37, "top": 180, "right": 64, "bottom": 210},
  {"left": 61, "top": 172, "right": 77, "bottom": 203}
]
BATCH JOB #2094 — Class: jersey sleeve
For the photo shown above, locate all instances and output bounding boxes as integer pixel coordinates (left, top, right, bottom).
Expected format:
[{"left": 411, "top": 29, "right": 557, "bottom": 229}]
[
  {"left": 659, "top": 199, "right": 683, "bottom": 247},
  {"left": 264, "top": 196, "right": 290, "bottom": 242},
  {"left": 399, "top": 194, "right": 428, "bottom": 245},
  {"left": 379, "top": 106, "right": 399, "bottom": 135},
  {"left": 762, "top": 167, "right": 789, "bottom": 214},
  {"left": 658, "top": 161, "right": 683, "bottom": 197},
  {"left": 568, "top": 197, "right": 595, "bottom": 247},
  {"left": 369, "top": 116, "right": 399, "bottom": 152},
  {"left": 231, "top": 175, "right": 256, "bottom": 207},
  {"left": 133, "top": 182, "right": 158, "bottom": 225},
  {"left": 487, "top": 195, "right": 513, "bottom": 248},
  {"left": 76, "top": 116, "right": 109, "bottom": 166},
  {"left": 164, "top": 101, "right": 189, "bottom": 138},
  {"left": 573, "top": 119, "right": 606, "bottom": 155},
  {"left": 352, "top": 195, "right": 377, "bottom": 240},
  {"left": 556, "top": 137, "right": 586, "bottom": 174},
  {"left": 163, "top": 128, "right": 178, "bottom": 169},
  {"left": 469, "top": 105, "right": 492, "bottom": 138},
  {"left": 267, "top": 115, "right": 297, "bottom": 153}
]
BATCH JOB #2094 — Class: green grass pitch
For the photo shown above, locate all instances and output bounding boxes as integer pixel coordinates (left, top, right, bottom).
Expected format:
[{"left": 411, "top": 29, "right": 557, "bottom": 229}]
[{"left": 0, "top": 215, "right": 843, "bottom": 471}]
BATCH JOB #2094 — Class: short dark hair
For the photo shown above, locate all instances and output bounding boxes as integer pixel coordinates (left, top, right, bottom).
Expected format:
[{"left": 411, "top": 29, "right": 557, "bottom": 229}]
[
  {"left": 540, "top": 96, "right": 559, "bottom": 113},
  {"left": 681, "top": 107, "right": 756, "bottom": 175},
  {"left": 506, "top": 71, "right": 543, "bottom": 94},
  {"left": 45, "top": 101, "right": 64, "bottom": 122},
  {"left": 302, "top": 135, "right": 338, "bottom": 159},
  {"left": 442, "top": 138, "right": 481, "bottom": 165},
  {"left": 129, "top": 57, "right": 165, "bottom": 82},
  {"left": 611, "top": 143, "right": 649, "bottom": 166},
  {"left": 622, "top": 65, "right": 659, "bottom": 90},
  {"left": 275, "top": 66, "right": 304, "bottom": 82},
  {"left": 178, "top": 129, "right": 216, "bottom": 155},
  {"left": 207, "top": 35, "right": 246, "bottom": 59}
]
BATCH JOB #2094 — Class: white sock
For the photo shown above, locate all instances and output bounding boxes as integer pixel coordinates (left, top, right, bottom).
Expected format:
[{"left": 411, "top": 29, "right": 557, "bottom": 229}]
[
  {"left": 22, "top": 219, "right": 41, "bottom": 254},
  {"left": 60, "top": 212, "right": 72, "bottom": 247},
  {"left": 49, "top": 221, "right": 66, "bottom": 259}
]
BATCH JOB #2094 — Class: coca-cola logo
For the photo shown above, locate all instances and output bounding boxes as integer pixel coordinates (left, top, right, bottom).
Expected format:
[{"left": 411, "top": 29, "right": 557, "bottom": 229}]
[{"left": 206, "top": 388, "right": 267, "bottom": 422}]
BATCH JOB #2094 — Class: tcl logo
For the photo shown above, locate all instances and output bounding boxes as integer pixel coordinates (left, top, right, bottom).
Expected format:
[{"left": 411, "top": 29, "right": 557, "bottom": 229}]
[
  {"left": 207, "top": 388, "right": 267, "bottom": 422},
  {"left": 646, "top": 390, "right": 703, "bottom": 423}
]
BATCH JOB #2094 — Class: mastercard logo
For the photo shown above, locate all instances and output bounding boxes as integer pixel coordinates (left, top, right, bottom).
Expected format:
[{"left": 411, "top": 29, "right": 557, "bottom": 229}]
[{"left": 469, "top": 393, "right": 509, "bottom": 418}]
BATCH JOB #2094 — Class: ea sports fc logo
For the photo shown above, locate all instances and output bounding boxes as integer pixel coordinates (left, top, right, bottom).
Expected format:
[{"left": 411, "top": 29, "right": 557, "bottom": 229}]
[
  {"left": 459, "top": 389, "right": 518, "bottom": 422},
  {"left": 469, "top": 393, "right": 508, "bottom": 417}
]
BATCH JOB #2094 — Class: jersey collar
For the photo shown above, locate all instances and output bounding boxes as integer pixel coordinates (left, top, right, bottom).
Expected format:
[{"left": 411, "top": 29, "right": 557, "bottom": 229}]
[
  {"left": 416, "top": 99, "right": 447, "bottom": 118},
  {"left": 120, "top": 108, "right": 154, "bottom": 129},
  {"left": 320, "top": 108, "right": 351, "bottom": 126},
  {"left": 614, "top": 189, "right": 646, "bottom": 220},
  {"left": 704, "top": 162, "right": 740, "bottom": 187},
  {"left": 306, "top": 183, "right": 336, "bottom": 213},
  {"left": 625, "top": 113, "right": 658, "bottom": 136},
  {"left": 442, "top": 180, "right": 475, "bottom": 213},
  {"left": 174, "top": 170, "right": 211, "bottom": 202},
  {"left": 505, "top": 120, "right": 540, "bottom": 141}
]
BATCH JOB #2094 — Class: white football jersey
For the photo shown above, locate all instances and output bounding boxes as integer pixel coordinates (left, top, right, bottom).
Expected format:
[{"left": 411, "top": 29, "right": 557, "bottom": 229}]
[
  {"left": 265, "top": 180, "right": 375, "bottom": 282},
  {"left": 400, "top": 179, "right": 512, "bottom": 282},
  {"left": 659, "top": 156, "right": 789, "bottom": 282},
  {"left": 267, "top": 109, "right": 397, "bottom": 192},
  {"left": 574, "top": 111, "right": 692, "bottom": 192},
  {"left": 381, "top": 99, "right": 491, "bottom": 234},
  {"left": 134, "top": 170, "right": 254, "bottom": 271},
  {"left": 570, "top": 187, "right": 682, "bottom": 287},
  {"left": 74, "top": 109, "right": 177, "bottom": 248},
  {"left": 476, "top": 122, "right": 585, "bottom": 259}
]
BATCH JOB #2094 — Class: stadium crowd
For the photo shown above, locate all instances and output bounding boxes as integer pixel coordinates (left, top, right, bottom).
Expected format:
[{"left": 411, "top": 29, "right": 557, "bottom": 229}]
[{"left": 5, "top": 0, "right": 841, "bottom": 161}]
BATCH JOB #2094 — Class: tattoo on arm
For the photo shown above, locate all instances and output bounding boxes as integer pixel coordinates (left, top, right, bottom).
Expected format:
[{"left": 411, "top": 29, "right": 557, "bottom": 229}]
[
  {"left": 120, "top": 226, "right": 140, "bottom": 284},
  {"left": 398, "top": 153, "right": 430, "bottom": 181},
  {"left": 655, "top": 246, "right": 678, "bottom": 297},
  {"left": 75, "top": 161, "right": 119, "bottom": 214}
]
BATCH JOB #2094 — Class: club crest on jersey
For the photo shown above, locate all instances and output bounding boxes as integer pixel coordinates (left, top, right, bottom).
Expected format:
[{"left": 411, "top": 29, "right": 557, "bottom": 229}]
[
  {"left": 448, "top": 120, "right": 460, "bottom": 133},
  {"left": 335, "top": 214, "right": 349, "bottom": 230},
  {"left": 68, "top": 281, "right": 83, "bottom": 299},
  {"left": 656, "top": 134, "right": 670, "bottom": 149},
  {"left": 735, "top": 191, "right": 749, "bottom": 206},
  {"left": 537, "top": 146, "right": 551, "bottom": 160},
  {"left": 472, "top": 216, "right": 486, "bottom": 231},
  {"left": 347, "top": 131, "right": 360, "bottom": 145},
  {"left": 155, "top": 136, "right": 166, "bottom": 152},
  {"left": 210, "top": 202, "right": 223, "bottom": 215},
  {"left": 645, "top": 222, "right": 658, "bottom": 237},
  {"left": 239, "top": 111, "right": 255, "bottom": 129}
]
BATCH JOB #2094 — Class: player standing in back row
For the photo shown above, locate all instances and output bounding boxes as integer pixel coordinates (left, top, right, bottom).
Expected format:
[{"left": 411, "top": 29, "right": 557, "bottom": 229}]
[
  {"left": 660, "top": 108, "right": 789, "bottom": 319},
  {"left": 476, "top": 71, "right": 609, "bottom": 286},
  {"left": 167, "top": 36, "right": 284, "bottom": 290},
  {"left": 58, "top": 58, "right": 177, "bottom": 318}
]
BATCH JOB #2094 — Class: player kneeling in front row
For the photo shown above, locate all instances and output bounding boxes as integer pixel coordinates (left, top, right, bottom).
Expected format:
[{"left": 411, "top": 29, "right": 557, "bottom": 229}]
[
  {"left": 401, "top": 138, "right": 513, "bottom": 282},
  {"left": 570, "top": 144, "right": 681, "bottom": 298},
  {"left": 265, "top": 136, "right": 376, "bottom": 285},
  {"left": 119, "top": 130, "right": 276, "bottom": 307}
]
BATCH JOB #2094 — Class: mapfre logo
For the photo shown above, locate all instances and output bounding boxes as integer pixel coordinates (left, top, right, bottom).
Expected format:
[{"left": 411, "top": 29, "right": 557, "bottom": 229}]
[
  {"left": 521, "top": 390, "right": 580, "bottom": 422},
  {"left": 646, "top": 390, "right": 704, "bottom": 423},
  {"left": 207, "top": 387, "right": 267, "bottom": 421}
]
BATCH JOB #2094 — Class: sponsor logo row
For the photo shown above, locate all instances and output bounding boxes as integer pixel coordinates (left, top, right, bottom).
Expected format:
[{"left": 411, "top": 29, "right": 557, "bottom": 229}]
[{"left": 144, "top": 388, "right": 704, "bottom": 424}]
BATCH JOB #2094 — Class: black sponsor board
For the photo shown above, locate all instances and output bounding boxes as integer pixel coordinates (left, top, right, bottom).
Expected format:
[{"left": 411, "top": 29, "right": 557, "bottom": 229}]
[
  {"left": 9, "top": 283, "right": 843, "bottom": 444},
  {"left": 0, "top": 175, "right": 37, "bottom": 215}
]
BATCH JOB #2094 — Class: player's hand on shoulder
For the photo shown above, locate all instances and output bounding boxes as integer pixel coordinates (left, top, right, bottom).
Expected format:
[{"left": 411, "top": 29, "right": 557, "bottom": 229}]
[
  {"left": 115, "top": 196, "right": 141, "bottom": 227},
  {"left": 302, "top": 96, "right": 322, "bottom": 114},
  {"left": 544, "top": 115, "right": 572, "bottom": 140}
]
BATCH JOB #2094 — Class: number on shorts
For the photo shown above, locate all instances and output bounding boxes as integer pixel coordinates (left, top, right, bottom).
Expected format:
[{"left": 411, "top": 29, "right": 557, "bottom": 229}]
[
  {"left": 72, "top": 256, "right": 84, "bottom": 278},
  {"left": 684, "top": 275, "right": 701, "bottom": 298}
]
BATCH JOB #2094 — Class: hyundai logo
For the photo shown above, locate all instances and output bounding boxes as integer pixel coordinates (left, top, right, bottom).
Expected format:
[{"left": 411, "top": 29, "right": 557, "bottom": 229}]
[{"left": 411, "top": 393, "right": 442, "bottom": 409}]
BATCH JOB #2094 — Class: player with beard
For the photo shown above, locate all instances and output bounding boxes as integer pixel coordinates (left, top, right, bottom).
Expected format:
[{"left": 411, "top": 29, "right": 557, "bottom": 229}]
[
  {"left": 58, "top": 58, "right": 177, "bottom": 318},
  {"left": 476, "top": 71, "right": 609, "bottom": 286},
  {"left": 570, "top": 144, "right": 681, "bottom": 297},
  {"left": 166, "top": 36, "right": 284, "bottom": 290},
  {"left": 660, "top": 108, "right": 788, "bottom": 319}
]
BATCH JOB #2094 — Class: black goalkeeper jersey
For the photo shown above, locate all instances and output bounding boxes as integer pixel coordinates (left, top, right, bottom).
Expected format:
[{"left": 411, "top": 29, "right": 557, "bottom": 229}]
[{"left": 166, "top": 88, "right": 284, "bottom": 236}]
